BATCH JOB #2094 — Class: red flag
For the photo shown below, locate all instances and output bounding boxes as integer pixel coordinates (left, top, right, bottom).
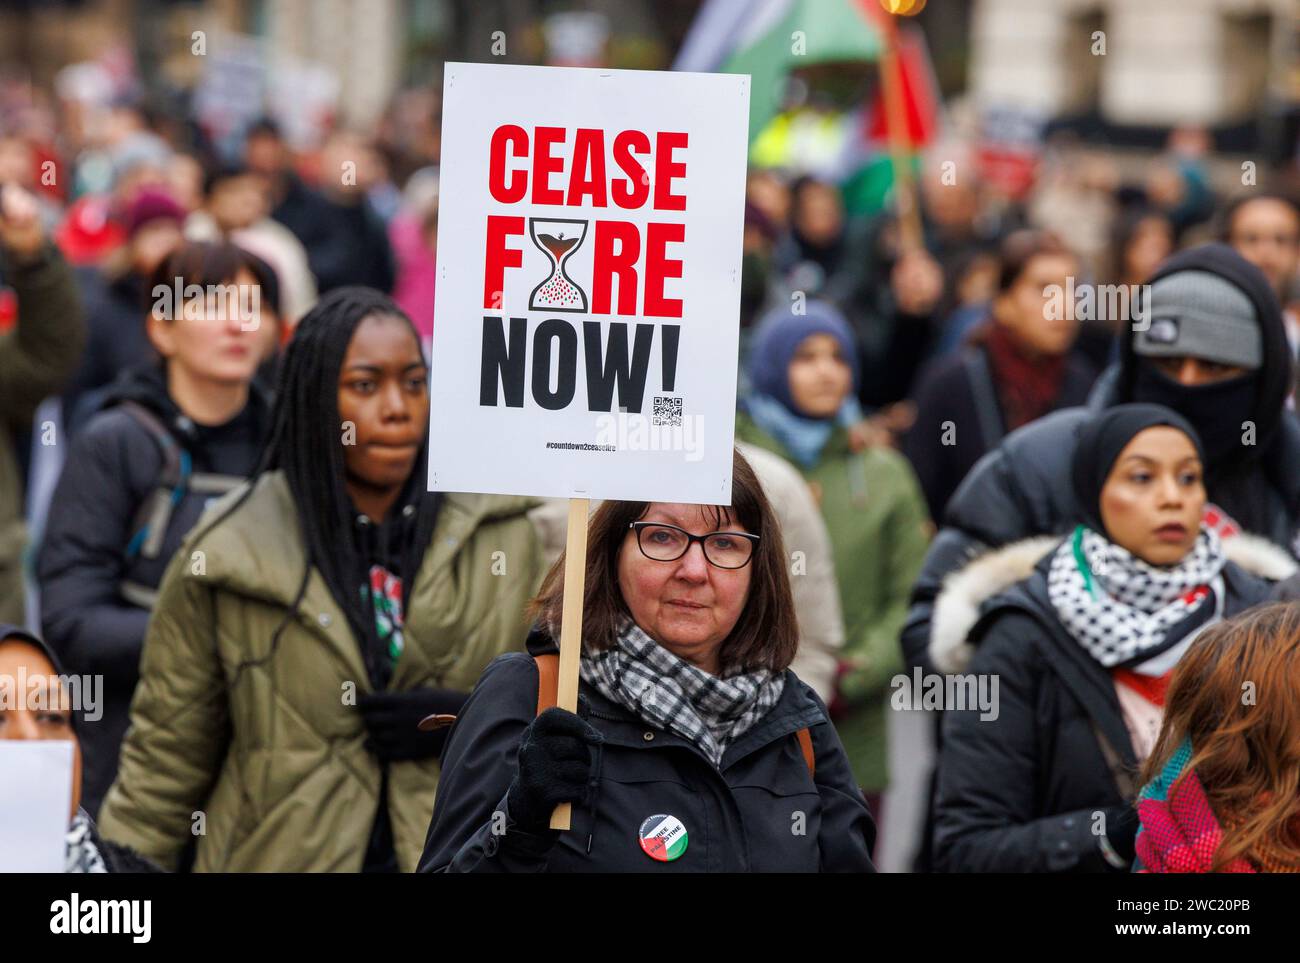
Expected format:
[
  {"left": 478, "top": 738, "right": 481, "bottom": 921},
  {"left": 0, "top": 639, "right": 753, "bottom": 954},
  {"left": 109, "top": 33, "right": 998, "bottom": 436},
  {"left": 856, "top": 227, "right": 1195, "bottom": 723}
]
[{"left": 862, "top": 22, "right": 940, "bottom": 150}]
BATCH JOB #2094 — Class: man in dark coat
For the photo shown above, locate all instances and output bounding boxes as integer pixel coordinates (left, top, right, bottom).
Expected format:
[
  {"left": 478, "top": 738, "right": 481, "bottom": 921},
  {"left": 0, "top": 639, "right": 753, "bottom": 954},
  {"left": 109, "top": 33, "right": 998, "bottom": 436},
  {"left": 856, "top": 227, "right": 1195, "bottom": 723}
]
[
  {"left": 246, "top": 119, "right": 395, "bottom": 294},
  {"left": 902, "top": 244, "right": 1300, "bottom": 675}
]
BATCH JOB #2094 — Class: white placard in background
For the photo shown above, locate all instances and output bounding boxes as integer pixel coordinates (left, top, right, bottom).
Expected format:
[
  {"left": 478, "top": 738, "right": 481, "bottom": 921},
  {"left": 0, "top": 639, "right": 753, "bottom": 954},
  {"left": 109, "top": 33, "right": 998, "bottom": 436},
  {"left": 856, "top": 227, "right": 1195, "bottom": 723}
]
[
  {"left": 0, "top": 740, "right": 73, "bottom": 872},
  {"left": 428, "top": 62, "right": 749, "bottom": 504}
]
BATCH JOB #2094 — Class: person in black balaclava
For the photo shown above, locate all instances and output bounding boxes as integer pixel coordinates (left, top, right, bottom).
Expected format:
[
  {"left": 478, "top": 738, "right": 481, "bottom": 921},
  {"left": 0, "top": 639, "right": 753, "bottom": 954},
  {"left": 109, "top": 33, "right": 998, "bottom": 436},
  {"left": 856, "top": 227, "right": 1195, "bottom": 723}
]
[
  {"left": 1121, "top": 243, "right": 1296, "bottom": 543},
  {"left": 901, "top": 243, "right": 1300, "bottom": 673}
]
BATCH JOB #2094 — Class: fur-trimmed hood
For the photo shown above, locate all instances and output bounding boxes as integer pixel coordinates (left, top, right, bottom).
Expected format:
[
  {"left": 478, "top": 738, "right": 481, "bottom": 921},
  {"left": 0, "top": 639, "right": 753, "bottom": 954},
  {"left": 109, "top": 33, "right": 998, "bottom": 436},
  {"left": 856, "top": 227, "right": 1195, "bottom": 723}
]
[{"left": 930, "top": 532, "right": 1298, "bottom": 673}]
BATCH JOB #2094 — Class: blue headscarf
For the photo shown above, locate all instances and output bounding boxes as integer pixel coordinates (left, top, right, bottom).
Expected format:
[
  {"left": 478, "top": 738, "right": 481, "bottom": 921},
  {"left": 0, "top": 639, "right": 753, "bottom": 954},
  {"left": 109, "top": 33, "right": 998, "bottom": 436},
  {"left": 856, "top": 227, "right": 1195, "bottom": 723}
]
[{"left": 743, "top": 300, "right": 862, "bottom": 467}]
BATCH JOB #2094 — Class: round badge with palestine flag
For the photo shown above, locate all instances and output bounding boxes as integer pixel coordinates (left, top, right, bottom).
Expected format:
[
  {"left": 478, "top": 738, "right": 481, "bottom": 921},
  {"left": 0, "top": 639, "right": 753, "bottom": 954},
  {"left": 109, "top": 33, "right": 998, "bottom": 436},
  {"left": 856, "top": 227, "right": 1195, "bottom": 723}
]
[{"left": 638, "top": 814, "right": 688, "bottom": 862}]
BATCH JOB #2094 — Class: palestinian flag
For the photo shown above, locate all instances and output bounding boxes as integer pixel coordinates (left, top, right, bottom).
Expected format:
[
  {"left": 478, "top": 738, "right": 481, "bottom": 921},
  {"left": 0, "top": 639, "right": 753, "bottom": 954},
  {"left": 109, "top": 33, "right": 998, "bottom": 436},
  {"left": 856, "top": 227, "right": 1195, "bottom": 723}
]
[
  {"left": 673, "top": 0, "right": 939, "bottom": 151},
  {"left": 638, "top": 814, "right": 689, "bottom": 861}
]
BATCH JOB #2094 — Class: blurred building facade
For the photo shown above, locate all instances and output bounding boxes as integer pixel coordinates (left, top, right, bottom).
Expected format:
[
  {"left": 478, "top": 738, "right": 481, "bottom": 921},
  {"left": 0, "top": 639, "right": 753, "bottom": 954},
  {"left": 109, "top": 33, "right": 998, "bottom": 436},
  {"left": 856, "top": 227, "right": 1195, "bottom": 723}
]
[
  {"left": 3, "top": 0, "right": 1295, "bottom": 155},
  {"left": 970, "top": 0, "right": 1298, "bottom": 127},
  {"left": 0, "top": 0, "right": 699, "bottom": 134},
  {"left": 0, "top": 0, "right": 405, "bottom": 128}
]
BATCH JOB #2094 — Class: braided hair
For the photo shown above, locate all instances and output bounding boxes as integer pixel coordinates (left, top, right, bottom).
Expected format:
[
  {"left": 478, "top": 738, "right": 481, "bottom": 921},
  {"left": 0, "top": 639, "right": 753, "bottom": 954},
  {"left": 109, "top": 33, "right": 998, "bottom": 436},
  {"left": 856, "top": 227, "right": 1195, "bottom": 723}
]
[{"left": 192, "top": 286, "right": 437, "bottom": 687}]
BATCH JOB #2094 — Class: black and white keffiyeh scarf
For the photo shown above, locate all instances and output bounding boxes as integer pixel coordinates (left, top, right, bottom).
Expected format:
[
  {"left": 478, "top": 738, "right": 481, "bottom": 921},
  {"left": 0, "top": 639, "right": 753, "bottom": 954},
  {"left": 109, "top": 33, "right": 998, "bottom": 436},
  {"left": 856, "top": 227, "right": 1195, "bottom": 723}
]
[
  {"left": 1047, "top": 525, "right": 1226, "bottom": 668},
  {"left": 579, "top": 619, "right": 784, "bottom": 767},
  {"left": 65, "top": 809, "right": 108, "bottom": 874}
]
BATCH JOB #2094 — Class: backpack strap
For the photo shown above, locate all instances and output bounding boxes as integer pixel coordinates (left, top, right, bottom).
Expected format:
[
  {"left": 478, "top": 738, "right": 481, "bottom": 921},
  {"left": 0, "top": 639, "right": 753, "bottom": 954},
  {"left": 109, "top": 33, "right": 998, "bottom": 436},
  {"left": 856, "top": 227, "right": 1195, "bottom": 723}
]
[
  {"left": 796, "top": 727, "right": 816, "bottom": 779},
  {"left": 119, "top": 401, "right": 244, "bottom": 564},
  {"left": 188, "top": 472, "right": 245, "bottom": 494},
  {"left": 963, "top": 346, "right": 1007, "bottom": 451},
  {"left": 119, "top": 401, "right": 186, "bottom": 562},
  {"left": 421, "top": 652, "right": 561, "bottom": 734},
  {"left": 535, "top": 652, "right": 559, "bottom": 715},
  {"left": 1090, "top": 719, "right": 1139, "bottom": 801},
  {"left": 118, "top": 579, "right": 160, "bottom": 611},
  {"left": 534, "top": 653, "right": 816, "bottom": 777}
]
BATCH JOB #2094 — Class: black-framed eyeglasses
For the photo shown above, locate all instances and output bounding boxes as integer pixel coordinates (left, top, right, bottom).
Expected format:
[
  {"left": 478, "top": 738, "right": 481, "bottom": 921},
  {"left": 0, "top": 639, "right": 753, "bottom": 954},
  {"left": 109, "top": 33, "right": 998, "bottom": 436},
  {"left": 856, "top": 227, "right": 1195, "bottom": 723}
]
[{"left": 629, "top": 522, "right": 759, "bottom": 570}]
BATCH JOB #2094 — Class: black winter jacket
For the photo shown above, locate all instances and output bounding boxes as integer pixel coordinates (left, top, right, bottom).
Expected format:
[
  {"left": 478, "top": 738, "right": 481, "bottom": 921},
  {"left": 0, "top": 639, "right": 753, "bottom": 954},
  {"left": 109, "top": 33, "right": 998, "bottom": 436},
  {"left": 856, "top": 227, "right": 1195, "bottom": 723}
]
[
  {"left": 932, "top": 551, "right": 1274, "bottom": 873},
  {"left": 902, "top": 244, "right": 1300, "bottom": 674},
  {"left": 36, "top": 362, "right": 269, "bottom": 815},
  {"left": 903, "top": 341, "right": 1097, "bottom": 521},
  {"left": 419, "top": 637, "right": 876, "bottom": 873},
  {"left": 271, "top": 174, "right": 395, "bottom": 294},
  {"left": 62, "top": 269, "right": 156, "bottom": 434}
]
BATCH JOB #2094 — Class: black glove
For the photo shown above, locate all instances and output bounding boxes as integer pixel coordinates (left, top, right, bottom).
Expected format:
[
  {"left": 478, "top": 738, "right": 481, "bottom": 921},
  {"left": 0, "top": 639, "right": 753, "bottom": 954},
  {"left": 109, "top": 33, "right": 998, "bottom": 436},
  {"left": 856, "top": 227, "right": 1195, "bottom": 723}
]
[
  {"left": 357, "top": 687, "right": 467, "bottom": 762},
  {"left": 505, "top": 707, "right": 603, "bottom": 832},
  {"left": 1104, "top": 804, "right": 1140, "bottom": 864}
]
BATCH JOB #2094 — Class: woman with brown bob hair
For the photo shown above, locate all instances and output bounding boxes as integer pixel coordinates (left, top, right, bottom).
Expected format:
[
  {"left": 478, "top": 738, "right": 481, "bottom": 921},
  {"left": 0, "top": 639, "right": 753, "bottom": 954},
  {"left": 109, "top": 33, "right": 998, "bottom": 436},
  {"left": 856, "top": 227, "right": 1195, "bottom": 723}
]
[
  {"left": 419, "top": 449, "right": 876, "bottom": 872},
  {"left": 1135, "top": 602, "right": 1300, "bottom": 872}
]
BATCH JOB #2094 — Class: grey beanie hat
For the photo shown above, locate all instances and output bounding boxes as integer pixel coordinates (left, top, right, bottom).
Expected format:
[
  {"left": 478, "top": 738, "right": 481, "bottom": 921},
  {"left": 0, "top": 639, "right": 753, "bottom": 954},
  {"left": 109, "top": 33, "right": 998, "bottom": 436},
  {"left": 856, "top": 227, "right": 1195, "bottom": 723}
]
[{"left": 1133, "top": 269, "right": 1262, "bottom": 370}]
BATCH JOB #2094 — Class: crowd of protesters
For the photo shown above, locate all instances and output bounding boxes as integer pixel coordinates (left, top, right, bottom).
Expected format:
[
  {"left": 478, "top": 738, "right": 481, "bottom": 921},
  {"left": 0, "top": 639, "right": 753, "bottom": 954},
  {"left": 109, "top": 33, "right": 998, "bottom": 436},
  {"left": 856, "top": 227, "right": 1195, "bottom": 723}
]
[{"left": 1, "top": 75, "right": 1299, "bottom": 874}]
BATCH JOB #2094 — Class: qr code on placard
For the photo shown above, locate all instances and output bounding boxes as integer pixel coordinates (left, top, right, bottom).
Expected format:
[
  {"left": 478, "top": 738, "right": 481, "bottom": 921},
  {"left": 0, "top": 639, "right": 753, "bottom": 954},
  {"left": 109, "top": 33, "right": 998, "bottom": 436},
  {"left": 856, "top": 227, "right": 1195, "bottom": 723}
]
[{"left": 653, "top": 396, "right": 683, "bottom": 427}]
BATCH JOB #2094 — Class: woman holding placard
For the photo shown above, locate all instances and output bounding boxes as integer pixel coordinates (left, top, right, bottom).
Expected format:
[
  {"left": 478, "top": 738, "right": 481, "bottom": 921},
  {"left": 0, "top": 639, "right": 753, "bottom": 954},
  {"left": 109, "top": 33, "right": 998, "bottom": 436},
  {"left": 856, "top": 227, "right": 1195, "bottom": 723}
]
[
  {"left": 96, "top": 288, "right": 552, "bottom": 872},
  {"left": 418, "top": 450, "right": 876, "bottom": 872}
]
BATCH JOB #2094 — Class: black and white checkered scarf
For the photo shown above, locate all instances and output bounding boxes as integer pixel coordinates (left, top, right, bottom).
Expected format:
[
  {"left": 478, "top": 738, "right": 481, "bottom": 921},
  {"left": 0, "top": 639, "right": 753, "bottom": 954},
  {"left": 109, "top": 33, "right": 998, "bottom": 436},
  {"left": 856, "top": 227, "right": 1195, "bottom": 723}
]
[
  {"left": 1047, "top": 525, "right": 1225, "bottom": 668},
  {"left": 580, "top": 619, "right": 784, "bottom": 767},
  {"left": 65, "top": 809, "right": 107, "bottom": 874}
]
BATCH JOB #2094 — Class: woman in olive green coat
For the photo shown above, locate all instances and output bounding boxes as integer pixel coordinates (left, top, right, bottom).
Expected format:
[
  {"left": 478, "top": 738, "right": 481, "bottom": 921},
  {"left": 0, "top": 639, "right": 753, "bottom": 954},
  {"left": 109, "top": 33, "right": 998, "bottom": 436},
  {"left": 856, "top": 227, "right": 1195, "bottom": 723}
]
[
  {"left": 99, "top": 289, "right": 548, "bottom": 871},
  {"left": 736, "top": 300, "right": 930, "bottom": 821}
]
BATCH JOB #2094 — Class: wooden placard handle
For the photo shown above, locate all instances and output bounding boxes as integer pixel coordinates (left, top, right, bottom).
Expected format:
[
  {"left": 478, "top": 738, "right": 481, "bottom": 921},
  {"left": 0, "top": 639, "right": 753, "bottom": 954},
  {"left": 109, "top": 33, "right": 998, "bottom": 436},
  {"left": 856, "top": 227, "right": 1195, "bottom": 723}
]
[{"left": 550, "top": 496, "right": 590, "bottom": 830}]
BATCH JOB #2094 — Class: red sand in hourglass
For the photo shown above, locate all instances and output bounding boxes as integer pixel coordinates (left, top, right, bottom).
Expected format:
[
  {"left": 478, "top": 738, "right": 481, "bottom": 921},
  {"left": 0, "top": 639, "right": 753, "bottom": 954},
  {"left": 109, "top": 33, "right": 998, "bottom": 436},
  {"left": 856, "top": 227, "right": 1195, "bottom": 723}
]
[{"left": 535, "top": 231, "right": 583, "bottom": 308}]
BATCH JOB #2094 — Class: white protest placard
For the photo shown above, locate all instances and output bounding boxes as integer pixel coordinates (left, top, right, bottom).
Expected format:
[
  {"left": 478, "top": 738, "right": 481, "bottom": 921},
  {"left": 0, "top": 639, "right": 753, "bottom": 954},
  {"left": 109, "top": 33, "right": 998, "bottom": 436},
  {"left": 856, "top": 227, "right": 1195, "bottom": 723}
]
[
  {"left": 427, "top": 63, "right": 750, "bottom": 504},
  {"left": 0, "top": 740, "right": 73, "bottom": 872}
]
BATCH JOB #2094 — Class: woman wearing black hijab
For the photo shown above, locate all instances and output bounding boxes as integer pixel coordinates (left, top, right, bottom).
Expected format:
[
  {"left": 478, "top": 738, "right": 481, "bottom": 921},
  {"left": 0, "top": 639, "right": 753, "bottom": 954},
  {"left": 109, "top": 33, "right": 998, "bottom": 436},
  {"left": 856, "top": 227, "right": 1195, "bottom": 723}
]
[
  {"left": 929, "top": 404, "right": 1277, "bottom": 873},
  {"left": 0, "top": 625, "right": 159, "bottom": 871}
]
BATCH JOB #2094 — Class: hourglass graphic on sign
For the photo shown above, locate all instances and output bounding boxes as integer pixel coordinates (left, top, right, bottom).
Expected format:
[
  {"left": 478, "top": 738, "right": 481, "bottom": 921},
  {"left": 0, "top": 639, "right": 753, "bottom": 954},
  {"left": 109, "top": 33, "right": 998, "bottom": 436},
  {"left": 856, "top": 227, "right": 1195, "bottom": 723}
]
[{"left": 528, "top": 217, "right": 589, "bottom": 313}]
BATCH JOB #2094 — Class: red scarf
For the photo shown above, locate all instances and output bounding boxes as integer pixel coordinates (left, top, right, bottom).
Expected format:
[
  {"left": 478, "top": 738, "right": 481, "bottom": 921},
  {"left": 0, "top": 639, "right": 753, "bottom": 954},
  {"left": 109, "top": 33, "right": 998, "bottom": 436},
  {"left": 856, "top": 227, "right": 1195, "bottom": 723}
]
[
  {"left": 983, "top": 322, "right": 1068, "bottom": 431},
  {"left": 1113, "top": 667, "right": 1173, "bottom": 706}
]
